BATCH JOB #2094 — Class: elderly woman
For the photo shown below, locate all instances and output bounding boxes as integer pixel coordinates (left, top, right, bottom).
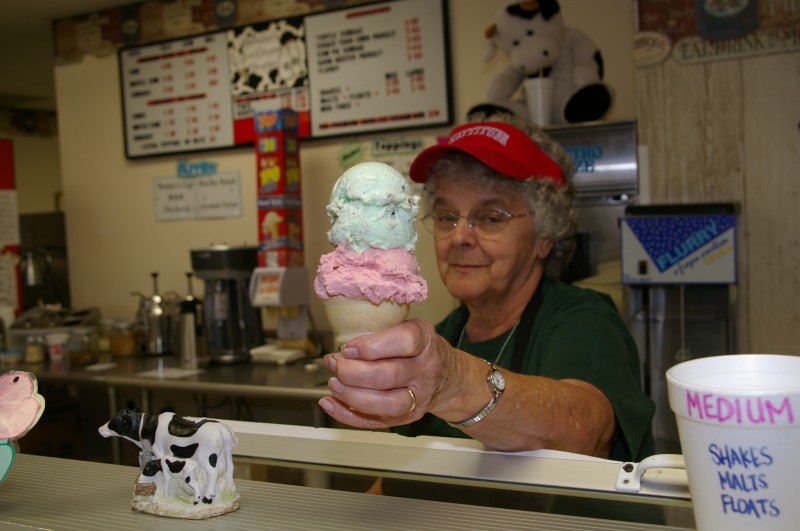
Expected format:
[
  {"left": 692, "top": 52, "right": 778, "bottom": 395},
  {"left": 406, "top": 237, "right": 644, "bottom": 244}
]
[{"left": 318, "top": 113, "right": 654, "bottom": 464}]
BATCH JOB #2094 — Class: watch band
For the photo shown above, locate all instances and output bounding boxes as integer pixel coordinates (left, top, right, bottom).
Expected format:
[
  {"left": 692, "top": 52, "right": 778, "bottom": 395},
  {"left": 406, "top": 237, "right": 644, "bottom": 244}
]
[{"left": 446, "top": 360, "right": 505, "bottom": 429}]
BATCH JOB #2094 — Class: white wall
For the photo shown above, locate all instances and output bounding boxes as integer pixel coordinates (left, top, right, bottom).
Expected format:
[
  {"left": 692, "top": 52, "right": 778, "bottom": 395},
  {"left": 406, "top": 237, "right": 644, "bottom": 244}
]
[{"left": 54, "top": 0, "right": 634, "bottom": 328}]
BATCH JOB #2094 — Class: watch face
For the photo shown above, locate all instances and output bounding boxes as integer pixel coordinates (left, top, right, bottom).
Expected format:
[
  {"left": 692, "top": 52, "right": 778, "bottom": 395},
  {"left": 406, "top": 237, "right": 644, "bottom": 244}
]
[{"left": 491, "top": 370, "right": 506, "bottom": 392}]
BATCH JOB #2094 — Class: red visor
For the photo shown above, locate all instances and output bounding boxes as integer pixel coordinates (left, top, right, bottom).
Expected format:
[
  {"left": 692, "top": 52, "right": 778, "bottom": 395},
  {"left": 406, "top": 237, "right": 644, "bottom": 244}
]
[{"left": 409, "top": 122, "right": 565, "bottom": 188}]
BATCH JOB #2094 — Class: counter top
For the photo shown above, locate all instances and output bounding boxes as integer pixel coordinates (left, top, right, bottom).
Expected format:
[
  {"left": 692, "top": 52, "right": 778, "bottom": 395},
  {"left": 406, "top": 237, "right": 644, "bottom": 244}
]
[{"left": 1, "top": 454, "right": 693, "bottom": 530}]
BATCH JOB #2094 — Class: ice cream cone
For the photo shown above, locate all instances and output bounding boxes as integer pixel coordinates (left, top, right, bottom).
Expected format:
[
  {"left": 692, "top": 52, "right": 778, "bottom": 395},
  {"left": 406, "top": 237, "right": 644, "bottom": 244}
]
[{"left": 322, "top": 297, "right": 410, "bottom": 349}]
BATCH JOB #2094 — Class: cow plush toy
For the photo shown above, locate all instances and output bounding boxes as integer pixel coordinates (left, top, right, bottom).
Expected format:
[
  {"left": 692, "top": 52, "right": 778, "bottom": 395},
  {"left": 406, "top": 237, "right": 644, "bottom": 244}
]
[
  {"left": 99, "top": 409, "right": 239, "bottom": 519},
  {"left": 472, "top": 0, "right": 613, "bottom": 125}
]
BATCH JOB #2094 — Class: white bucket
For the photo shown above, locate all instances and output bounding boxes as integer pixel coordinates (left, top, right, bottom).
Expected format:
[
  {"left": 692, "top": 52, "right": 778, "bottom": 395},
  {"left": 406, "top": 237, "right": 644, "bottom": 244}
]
[{"left": 667, "top": 354, "right": 800, "bottom": 531}]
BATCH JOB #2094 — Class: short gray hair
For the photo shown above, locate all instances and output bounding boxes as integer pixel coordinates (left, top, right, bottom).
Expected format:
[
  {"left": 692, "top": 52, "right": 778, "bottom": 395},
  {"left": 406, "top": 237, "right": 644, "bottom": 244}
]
[{"left": 422, "top": 112, "right": 578, "bottom": 279}]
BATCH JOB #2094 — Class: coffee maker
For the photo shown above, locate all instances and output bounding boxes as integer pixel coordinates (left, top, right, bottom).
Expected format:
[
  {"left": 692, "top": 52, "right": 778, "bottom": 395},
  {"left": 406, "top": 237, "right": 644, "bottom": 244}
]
[{"left": 190, "top": 245, "right": 263, "bottom": 364}]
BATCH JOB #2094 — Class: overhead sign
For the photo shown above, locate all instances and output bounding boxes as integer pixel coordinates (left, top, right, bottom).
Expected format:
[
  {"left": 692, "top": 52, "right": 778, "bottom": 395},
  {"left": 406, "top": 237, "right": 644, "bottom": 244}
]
[{"left": 118, "top": 0, "right": 452, "bottom": 158}]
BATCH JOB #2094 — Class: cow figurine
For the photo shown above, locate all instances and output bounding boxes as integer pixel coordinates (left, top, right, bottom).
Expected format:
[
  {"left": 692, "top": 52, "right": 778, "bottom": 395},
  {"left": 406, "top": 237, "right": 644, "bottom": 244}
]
[
  {"left": 99, "top": 409, "right": 240, "bottom": 519},
  {"left": 140, "top": 456, "right": 202, "bottom": 503}
]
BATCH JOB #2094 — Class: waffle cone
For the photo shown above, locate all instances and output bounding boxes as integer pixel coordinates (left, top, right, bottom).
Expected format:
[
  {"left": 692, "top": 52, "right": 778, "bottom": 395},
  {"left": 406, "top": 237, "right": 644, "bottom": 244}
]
[{"left": 322, "top": 297, "right": 410, "bottom": 349}]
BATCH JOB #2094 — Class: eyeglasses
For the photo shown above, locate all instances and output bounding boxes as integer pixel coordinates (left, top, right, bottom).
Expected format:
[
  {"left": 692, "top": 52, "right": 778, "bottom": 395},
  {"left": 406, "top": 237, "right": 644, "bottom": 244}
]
[{"left": 421, "top": 209, "right": 532, "bottom": 237}]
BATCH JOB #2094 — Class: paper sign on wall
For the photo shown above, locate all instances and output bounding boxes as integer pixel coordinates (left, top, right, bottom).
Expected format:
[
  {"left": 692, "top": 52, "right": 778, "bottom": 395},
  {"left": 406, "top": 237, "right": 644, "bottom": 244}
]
[{"left": 153, "top": 171, "right": 241, "bottom": 221}]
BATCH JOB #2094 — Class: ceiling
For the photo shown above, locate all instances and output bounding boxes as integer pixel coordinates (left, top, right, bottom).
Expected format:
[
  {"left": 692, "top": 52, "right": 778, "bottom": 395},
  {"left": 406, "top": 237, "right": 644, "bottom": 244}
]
[{"left": 0, "top": 0, "right": 134, "bottom": 111}]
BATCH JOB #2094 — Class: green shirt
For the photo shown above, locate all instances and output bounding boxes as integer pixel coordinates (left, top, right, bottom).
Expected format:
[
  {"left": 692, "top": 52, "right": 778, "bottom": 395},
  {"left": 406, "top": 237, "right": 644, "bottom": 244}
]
[{"left": 393, "top": 278, "right": 655, "bottom": 462}]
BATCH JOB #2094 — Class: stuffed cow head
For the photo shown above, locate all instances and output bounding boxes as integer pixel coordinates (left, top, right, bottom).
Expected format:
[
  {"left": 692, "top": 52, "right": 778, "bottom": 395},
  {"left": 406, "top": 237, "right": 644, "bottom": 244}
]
[
  {"left": 475, "top": 0, "right": 613, "bottom": 125},
  {"left": 485, "top": 0, "right": 566, "bottom": 84}
]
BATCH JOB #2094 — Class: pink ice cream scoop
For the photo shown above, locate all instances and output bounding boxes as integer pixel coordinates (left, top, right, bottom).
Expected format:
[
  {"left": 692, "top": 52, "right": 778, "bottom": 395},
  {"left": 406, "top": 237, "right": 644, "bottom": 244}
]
[{"left": 314, "top": 244, "right": 427, "bottom": 304}]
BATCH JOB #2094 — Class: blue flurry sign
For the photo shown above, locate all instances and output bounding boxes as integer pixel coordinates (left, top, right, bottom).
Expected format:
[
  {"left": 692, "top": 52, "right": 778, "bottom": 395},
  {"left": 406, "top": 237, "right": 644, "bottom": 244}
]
[{"left": 621, "top": 213, "right": 737, "bottom": 284}]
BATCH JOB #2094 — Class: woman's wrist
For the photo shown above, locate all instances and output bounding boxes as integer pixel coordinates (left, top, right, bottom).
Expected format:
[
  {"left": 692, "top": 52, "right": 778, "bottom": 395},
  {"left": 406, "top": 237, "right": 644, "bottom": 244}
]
[{"left": 429, "top": 339, "right": 493, "bottom": 422}]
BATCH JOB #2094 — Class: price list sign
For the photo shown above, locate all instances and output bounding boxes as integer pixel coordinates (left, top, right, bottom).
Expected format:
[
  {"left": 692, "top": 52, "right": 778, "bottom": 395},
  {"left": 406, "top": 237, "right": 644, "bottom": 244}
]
[
  {"left": 118, "top": 0, "right": 452, "bottom": 157},
  {"left": 120, "top": 33, "right": 234, "bottom": 158},
  {"left": 304, "top": 0, "right": 450, "bottom": 138}
]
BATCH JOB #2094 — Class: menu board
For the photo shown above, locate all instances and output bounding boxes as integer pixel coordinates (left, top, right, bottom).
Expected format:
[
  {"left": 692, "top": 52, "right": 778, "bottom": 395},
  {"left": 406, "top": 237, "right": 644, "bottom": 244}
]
[
  {"left": 304, "top": 0, "right": 450, "bottom": 137},
  {"left": 118, "top": 0, "right": 451, "bottom": 159},
  {"left": 120, "top": 33, "right": 235, "bottom": 158}
]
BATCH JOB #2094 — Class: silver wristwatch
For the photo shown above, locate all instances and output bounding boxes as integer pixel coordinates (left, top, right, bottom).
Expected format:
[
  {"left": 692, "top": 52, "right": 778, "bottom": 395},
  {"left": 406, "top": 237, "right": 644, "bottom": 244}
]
[{"left": 446, "top": 360, "right": 506, "bottom": 429}]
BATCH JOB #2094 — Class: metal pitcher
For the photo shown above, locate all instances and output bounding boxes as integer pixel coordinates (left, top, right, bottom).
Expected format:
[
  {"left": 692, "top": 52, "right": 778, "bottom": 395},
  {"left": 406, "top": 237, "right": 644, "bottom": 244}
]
[{"left": 132, "top": 272, "right": 174, "bottom": 356}]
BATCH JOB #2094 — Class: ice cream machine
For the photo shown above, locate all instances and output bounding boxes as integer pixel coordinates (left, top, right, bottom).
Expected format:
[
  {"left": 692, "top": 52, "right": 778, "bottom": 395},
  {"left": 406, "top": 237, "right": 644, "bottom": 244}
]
[{"left": 621, "top": 203, "right": 739, "bottom": 453}]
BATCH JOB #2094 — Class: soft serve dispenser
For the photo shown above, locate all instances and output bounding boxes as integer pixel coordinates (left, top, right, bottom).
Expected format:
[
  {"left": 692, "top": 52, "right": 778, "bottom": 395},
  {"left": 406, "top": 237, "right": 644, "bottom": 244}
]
[{"left": 191, "top": 245, "right": 263, "bottom": 364}]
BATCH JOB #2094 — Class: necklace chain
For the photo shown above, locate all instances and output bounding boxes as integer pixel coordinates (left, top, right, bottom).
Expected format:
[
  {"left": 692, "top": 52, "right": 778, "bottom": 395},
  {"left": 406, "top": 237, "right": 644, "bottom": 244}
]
[{"left": 457, "top": 319, "right": 521, "bottom": 366}]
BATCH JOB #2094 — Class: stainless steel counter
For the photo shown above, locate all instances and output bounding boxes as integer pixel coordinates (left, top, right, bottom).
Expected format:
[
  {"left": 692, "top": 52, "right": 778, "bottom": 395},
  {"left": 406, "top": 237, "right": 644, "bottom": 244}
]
[
  {"left": 1, "top": 454, "right": 693, "bottom": 530},
  {"left": 23, "top": 354, "right": 332, "bottom": 400}
]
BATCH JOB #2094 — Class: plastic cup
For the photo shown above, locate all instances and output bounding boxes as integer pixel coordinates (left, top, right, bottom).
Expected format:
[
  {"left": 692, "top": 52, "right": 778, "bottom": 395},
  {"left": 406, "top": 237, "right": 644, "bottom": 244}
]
[
  {"left": 667, "top": 354, "right": 800, "bottom": 531},
  {"left": 523, "top": 77, "right": 554, "bottom": 126},
  {"left": 46, "top": 332, "right": 70, "bottom": 362}
]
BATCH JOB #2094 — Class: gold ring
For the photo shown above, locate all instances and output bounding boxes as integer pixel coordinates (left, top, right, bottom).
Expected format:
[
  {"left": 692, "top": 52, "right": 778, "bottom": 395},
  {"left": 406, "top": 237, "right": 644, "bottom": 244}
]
[{"left": 406, "top": 388, "right": 416, "bottom": 414}]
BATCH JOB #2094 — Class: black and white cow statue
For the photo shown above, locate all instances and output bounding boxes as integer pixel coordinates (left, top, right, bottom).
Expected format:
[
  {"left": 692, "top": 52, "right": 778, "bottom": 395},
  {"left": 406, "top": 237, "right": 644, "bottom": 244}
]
[{"left": 99, "top": 409, "right": 239, "bottom": 518}]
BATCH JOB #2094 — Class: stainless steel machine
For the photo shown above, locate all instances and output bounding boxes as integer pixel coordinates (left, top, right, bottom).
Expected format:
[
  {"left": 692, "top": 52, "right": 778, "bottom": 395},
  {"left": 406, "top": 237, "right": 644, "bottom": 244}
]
[
  {"left": 546, "top": 120, "right": 639, "bottom": 284},
  {"left": 621, "top": 203, "right": 739, "bottom": 453},
  {"left": 191, "top": 245, "right": 263, "bottom": 364}
]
